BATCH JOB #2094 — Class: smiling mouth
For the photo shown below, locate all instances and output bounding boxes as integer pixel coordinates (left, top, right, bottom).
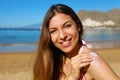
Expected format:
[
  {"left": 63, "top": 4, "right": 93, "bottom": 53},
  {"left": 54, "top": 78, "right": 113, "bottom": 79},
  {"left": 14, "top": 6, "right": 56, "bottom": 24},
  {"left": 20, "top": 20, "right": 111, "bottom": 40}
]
[{"left": 59, "top": 38, "right": 72, "bottom": 47}]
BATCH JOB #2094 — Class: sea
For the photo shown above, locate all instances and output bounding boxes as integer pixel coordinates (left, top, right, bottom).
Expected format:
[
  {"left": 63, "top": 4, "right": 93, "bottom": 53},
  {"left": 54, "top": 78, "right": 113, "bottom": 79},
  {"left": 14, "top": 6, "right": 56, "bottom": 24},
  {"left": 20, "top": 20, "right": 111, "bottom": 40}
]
[{"left": 0, "top": 28, "right": 120, "bottom": 52}]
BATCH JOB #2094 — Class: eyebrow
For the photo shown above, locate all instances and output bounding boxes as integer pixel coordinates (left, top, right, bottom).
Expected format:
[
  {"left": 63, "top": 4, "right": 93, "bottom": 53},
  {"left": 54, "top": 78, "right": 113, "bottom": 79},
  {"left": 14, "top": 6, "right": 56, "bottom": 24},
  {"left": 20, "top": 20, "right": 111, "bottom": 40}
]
[
  {"left": 49, "top": 20, "right": 73, "bottom": 29},
  {"left": 62, "top": 20, "right": 73, "bottom": 26}
]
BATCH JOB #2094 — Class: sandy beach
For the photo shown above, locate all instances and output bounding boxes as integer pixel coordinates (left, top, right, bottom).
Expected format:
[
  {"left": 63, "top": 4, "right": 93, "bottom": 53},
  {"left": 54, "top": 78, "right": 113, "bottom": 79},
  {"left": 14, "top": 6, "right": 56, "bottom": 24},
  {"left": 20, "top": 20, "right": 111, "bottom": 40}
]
[{"left": 0, "top": 48, "right": 120, "bottom": 80}]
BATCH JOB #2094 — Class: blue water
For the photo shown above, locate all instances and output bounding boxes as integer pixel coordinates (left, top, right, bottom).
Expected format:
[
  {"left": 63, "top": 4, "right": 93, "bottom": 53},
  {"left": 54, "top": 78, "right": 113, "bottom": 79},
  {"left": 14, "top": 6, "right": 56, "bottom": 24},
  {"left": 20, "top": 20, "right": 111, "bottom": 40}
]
[
  {"left": 83, "top": 28, "right": 120, "bottom": 42},
  {"left": 0, "top": 28, "right": 120, "bottom": 52},
  {"left": 0, "top": 29, "right": 40, "bottom": 44}
]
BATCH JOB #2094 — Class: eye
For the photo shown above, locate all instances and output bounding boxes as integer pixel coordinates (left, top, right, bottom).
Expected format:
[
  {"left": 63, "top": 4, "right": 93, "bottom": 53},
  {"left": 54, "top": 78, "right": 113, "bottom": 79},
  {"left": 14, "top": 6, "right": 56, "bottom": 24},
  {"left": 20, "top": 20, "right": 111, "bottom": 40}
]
[
  {"left": 49, "top": 29, "right": 56, "bottom": 34},
  {"left": 65, "top": 24, "right": 71, "bottom": 28}
]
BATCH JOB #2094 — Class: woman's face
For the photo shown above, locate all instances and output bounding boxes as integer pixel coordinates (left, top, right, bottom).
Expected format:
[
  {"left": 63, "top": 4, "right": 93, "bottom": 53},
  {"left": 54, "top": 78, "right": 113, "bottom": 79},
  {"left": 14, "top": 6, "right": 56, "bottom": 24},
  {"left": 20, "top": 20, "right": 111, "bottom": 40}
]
[{"left": 49, "top": 13, "right": 80, "bottom": 54}]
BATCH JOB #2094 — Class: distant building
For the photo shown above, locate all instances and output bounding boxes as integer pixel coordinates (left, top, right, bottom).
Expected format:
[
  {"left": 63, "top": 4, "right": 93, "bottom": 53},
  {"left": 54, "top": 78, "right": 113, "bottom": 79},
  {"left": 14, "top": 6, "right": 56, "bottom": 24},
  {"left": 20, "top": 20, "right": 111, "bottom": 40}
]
[{"left": 82, "top": 18, "right": 115, "bottom": 27}]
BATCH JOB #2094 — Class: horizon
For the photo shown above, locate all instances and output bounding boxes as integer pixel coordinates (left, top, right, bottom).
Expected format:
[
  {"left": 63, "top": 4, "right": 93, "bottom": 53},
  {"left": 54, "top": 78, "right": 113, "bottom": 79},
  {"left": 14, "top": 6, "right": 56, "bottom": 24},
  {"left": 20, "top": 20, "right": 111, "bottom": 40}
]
[{"left": 0, "top": 0, "right": 120, "bottom": 28}]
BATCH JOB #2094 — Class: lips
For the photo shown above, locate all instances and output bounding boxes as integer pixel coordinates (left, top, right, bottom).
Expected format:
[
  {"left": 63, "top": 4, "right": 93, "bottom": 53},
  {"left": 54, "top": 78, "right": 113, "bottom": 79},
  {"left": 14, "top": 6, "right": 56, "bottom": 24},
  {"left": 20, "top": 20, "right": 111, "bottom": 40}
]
[{"left": 59, "top": 38, "right": 72, "bottom": 47}]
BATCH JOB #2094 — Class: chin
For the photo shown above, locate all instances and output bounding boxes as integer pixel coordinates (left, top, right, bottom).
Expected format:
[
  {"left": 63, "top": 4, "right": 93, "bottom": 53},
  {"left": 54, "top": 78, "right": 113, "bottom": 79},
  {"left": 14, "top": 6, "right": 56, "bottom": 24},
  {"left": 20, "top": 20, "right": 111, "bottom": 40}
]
[{"left": 61, "top": 47, "right": 73, "bottom": 54}]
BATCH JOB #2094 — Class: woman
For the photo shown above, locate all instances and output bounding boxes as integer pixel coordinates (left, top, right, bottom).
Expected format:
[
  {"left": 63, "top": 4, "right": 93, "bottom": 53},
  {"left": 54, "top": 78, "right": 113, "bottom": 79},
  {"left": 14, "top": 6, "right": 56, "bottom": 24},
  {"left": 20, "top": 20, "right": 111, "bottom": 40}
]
[{"left": 33, "top": 4, "right": 120, "bottom": 80}]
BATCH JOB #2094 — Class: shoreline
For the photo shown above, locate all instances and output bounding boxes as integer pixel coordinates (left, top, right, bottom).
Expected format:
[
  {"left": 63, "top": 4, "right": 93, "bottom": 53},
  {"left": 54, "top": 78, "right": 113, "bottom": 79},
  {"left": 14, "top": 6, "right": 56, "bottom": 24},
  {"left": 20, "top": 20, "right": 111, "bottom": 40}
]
[
  {"left": 0, "top": 41, "right": 120, "bottom": 52},
  {"left": 88, "top": 41, "right": 120, "bottom": 49}
]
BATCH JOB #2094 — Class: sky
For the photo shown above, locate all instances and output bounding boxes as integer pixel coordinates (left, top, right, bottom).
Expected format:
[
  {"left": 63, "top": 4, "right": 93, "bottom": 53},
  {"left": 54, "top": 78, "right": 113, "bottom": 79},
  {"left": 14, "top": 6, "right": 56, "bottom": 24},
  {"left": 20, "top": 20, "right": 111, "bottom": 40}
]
[{"left": 0, "top": 0, "right": 120, "bottom": 28}]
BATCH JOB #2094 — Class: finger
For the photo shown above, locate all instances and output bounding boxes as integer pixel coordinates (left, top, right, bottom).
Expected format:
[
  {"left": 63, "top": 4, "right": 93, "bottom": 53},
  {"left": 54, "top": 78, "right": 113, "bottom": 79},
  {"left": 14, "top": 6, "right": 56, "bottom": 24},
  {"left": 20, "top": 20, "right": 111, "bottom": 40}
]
[
  {"left": 71, "top": 53, "right": 93, "bottom": 60},
  {"left": 80, "top": 62, "right": 90, "bottom": 68},
  {"left": 71, "top": 56, "right": 93, "bottom": 69},
  {"left": 71, "top": 56, "right": 93, "bottom": 64},
  {"left": 72, "top": 62, "right": 90, "bottom": 69}
]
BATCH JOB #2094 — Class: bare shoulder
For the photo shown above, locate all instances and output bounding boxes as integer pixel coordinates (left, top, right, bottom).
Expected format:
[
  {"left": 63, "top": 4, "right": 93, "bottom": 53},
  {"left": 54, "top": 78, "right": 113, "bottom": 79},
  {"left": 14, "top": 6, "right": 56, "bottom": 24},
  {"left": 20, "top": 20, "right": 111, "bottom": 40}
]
[{"left": 83, "top": 46, "right": 120, "bottom": 80}]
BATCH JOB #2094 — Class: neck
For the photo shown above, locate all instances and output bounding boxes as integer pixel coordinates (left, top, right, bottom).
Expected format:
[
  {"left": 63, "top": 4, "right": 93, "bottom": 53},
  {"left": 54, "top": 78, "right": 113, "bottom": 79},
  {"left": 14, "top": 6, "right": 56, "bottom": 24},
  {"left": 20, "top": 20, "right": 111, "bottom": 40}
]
[{"left": 67, "top": 42, "right": 81, "bottom": 59}]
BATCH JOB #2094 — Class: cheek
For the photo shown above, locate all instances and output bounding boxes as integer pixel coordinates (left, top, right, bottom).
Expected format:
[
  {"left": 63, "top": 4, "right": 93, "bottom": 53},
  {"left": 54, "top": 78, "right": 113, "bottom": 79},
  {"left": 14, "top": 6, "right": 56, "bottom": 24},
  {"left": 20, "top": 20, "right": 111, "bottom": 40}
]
[
  {"left": 51, "top": 34, "right": 58, "bottom": 44},
  {"left": 71, "top": 28, "right": 79, "bottom": 38}
]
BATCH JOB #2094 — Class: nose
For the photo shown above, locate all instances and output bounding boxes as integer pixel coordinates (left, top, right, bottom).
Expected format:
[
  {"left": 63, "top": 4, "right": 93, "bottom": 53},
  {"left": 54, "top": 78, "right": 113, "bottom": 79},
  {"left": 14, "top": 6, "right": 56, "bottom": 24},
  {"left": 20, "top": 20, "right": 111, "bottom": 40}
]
[{"left": 59, "top": 30, "right": 67, "bottom": 40}]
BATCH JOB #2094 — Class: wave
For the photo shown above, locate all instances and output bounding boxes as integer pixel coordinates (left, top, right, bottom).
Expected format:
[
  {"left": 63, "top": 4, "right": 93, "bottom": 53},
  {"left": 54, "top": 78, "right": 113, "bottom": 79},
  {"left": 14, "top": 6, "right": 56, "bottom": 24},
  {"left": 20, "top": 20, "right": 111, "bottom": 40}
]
[{"left": 0, "top": 28, "right": 41, "bottom": 31}]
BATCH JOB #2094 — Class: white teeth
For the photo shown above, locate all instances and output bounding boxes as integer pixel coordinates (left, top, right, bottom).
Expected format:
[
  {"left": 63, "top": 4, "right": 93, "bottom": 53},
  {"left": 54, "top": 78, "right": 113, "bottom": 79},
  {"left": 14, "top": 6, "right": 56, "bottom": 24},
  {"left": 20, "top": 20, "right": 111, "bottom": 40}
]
[
  {"left": 62, "top": 41, "right": 69, "bottom": 45},
  {"left": 59, "top": 38, "right": 72, "bottom": 47}
]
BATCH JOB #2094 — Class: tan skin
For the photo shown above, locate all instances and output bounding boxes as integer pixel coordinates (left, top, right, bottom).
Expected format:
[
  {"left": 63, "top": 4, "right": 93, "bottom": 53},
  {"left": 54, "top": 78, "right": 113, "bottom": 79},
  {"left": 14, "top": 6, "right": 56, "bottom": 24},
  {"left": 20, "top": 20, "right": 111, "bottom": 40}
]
[{"left": 49, "top": 13, "right": 120, "bottom": 80}]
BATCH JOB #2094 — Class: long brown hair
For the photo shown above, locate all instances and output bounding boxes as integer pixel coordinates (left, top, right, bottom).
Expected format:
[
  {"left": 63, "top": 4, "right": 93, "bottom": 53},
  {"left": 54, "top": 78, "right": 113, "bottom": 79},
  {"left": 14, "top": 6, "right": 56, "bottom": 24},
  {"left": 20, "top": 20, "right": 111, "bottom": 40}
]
[{"left": 33, "top": 4, "right": 83, "bottom": 80}]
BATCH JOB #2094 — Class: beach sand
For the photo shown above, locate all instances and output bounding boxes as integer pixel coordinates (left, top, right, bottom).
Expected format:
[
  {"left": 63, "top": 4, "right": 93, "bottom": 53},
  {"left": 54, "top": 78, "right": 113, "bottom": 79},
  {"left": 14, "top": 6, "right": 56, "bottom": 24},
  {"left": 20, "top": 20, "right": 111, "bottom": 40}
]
[{"left": 0, "top": 48, "right": 120, "bottom": 80}]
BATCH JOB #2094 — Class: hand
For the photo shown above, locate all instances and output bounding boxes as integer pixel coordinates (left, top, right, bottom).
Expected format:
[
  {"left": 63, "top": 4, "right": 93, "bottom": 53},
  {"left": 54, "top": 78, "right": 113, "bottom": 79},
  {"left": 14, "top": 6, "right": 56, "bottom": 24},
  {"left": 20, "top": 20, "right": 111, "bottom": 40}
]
[
  {"left": 66, "top": 53, "right": 93, "bottom": 80},
  {"left": 71, "top": 53, "right": 93, "bottom": 69}
]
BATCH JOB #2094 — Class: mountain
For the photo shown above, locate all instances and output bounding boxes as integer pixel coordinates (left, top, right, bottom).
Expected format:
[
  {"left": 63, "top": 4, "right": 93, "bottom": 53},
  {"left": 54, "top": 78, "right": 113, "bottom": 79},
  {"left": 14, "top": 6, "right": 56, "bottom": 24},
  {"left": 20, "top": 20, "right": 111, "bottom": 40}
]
[
  {"left": 107, "top": 9, "right": 120, "bottom": 26},
  {"left": 77, "top": 8, "right": 120, "bottom": 28},
  {"left": 24, "top": 23, "right": 42, "bottom": 29},
  {"left": 0, "top": 23, "right": 42, "bottom": 30}
]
